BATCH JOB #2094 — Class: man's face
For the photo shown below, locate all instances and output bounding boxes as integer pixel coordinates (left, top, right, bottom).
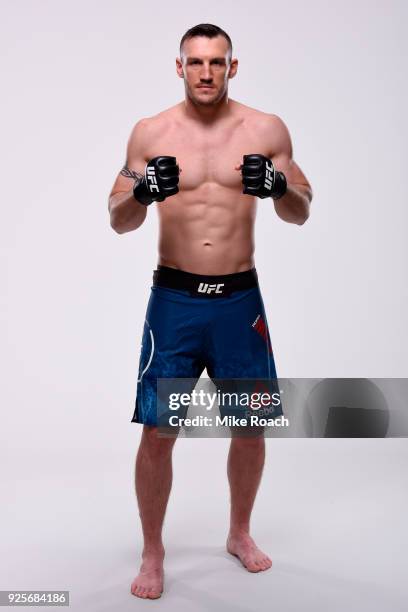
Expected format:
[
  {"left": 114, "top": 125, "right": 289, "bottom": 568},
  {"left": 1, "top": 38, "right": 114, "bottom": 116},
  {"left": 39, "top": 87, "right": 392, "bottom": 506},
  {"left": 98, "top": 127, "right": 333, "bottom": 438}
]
[{"left": 177, "top": 36, "right": 237, "bottom": 106}]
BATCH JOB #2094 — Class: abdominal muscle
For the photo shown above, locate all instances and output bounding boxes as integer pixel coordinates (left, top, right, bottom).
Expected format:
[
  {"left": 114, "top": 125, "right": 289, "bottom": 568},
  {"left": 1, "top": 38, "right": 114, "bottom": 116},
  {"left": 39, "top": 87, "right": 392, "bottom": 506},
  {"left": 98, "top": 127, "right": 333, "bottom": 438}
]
[{"left": 157, "top": 183, "right": 257, "bottom": 275}]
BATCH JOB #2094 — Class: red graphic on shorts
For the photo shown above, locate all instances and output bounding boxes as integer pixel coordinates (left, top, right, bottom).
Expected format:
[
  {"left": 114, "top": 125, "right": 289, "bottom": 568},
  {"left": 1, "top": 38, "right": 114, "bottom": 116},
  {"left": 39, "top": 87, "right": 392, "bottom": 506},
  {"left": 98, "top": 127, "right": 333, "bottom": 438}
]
[{"left": 252, "top": 314, "right": 273, "bottom": 354}]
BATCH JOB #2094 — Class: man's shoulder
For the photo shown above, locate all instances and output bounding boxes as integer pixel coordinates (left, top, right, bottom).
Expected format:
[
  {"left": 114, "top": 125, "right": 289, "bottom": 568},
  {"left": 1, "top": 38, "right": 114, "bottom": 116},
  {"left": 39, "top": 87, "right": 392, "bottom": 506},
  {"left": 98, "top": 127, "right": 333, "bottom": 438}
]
[
  {"left": 133, "top": 103, "right": 182, "bottom": 131},
  {"left": 233, "top": 100, "right": 286, "bottom": 130},
  {"left": 127, "top": 105, "right": 182, "bottom": 151}
]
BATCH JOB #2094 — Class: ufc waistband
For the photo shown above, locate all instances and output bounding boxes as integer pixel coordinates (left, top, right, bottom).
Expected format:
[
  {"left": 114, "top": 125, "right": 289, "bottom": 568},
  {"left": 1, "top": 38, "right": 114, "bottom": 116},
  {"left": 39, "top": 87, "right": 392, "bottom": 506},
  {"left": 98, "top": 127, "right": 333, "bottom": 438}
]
[{"left": 153, "top": 265, "right": 259, "bottom": 298}]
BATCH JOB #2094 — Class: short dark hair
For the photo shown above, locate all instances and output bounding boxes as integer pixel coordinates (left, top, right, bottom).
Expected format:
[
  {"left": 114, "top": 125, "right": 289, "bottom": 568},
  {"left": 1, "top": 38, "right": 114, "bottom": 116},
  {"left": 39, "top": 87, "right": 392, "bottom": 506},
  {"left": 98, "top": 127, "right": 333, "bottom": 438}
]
[{"left": 180, "top": 23, "right": 232, "bottom": 60}]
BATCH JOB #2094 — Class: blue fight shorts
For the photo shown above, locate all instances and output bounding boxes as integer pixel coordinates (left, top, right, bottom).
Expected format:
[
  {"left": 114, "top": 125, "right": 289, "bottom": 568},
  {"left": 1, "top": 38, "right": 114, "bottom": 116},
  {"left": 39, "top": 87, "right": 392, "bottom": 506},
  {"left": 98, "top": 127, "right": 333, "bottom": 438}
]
[{"left": 131, "top": 266, "right": 281, "bottom": 426}]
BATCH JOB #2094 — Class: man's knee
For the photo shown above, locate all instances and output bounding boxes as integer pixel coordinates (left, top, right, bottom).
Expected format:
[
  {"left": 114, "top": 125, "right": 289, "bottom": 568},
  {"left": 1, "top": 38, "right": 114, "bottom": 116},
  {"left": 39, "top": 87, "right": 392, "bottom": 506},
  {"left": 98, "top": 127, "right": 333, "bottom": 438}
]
[
  {"left": 140, "top": 425, "right": 177, "bottom": 457},
  {"left": 230, "top": 430, "right": 265, "bottom": 449}
]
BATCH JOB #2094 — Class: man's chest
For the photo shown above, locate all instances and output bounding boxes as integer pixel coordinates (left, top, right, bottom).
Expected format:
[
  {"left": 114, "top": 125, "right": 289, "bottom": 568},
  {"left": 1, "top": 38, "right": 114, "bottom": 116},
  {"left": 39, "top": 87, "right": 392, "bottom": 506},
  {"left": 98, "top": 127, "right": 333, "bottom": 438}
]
[{"left": 145, "top": 122, "right": 271, "bottom": 191}]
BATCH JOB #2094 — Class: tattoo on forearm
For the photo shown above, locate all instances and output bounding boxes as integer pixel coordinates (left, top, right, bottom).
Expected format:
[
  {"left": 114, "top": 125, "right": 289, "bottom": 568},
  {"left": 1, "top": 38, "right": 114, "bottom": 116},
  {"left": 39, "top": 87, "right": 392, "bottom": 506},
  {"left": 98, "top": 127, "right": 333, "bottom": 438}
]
[{"left": 120, "top": 165, "right": 143, "bottom": 180}]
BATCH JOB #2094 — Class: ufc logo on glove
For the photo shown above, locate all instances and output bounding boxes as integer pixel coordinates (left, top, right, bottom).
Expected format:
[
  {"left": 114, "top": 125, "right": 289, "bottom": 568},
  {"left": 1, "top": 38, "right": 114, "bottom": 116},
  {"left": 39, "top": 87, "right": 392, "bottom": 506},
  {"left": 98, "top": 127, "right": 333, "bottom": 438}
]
[
  {"left": 264, "top": 161, "right": 275, "bottom": 191},
  {"left": 146, "top": 166, "right": 160, "bottom": 193}
]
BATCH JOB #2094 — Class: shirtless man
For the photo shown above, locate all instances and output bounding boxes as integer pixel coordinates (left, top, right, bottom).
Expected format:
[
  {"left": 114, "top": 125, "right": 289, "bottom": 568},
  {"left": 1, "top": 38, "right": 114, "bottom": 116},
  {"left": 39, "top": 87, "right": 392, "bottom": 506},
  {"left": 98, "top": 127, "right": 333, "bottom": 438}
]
[{"left": 108, "top": 23, "right": 312, "bottom": 600}]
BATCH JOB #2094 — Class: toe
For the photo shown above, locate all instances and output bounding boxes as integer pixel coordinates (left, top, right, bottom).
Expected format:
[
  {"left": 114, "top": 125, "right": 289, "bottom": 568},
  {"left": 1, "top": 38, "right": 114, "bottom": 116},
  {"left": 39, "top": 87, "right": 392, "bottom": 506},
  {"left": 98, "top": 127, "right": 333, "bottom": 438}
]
[
  {"left": 130, "top": 579, "right": 138, "bottom": 595},
  {"left": 131, "top": 584, "right": 139, "bottom": 596},
  {"left": 147, "top": 588, "right": 162, "bottom": 600},
  {"left": 247, "top": 559, "right": 260, "bottom": 572}
]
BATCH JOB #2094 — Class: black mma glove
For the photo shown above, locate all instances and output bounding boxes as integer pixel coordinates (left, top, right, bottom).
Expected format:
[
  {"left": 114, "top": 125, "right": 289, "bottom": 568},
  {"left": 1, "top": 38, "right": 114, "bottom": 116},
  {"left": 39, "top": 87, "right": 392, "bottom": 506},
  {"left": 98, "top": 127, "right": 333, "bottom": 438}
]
[
  {"left": 241, "top": 154, "right": 287, "bottom": 200},
  {"left": 133, "top": 156, "right": 179, "bottom": 206}
]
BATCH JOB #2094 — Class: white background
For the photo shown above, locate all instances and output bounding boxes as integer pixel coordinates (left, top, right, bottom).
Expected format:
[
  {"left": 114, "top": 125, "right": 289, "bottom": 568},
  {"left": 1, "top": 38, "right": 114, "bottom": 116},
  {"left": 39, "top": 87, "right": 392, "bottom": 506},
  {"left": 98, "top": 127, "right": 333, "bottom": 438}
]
[{"left": 1, "top": 1, "right": 407, "bottom": 610}]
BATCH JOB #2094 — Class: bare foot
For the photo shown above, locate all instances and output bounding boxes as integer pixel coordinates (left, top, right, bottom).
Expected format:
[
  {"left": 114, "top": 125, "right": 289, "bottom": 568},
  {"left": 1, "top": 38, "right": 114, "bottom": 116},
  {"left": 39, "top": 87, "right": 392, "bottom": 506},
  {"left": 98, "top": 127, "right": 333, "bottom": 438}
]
[
  {"left": 130, "top": 549, "right": 164, "bottom": 599},
  {"left": 227, "top": 532, "right": 272, "bottom": 573}
]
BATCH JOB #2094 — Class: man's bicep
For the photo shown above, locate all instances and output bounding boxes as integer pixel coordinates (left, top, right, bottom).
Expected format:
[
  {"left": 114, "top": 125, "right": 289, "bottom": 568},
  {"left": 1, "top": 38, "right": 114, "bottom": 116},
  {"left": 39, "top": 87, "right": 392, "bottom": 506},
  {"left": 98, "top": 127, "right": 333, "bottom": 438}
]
[
  {"left": 109, "top": 120, "right": 148, "bottom": 197},
  {"left": 273, "top": 153, "right": 310, "bottom": 187},
  {"left": 109, "top": 162, "right": 144, "bottom": 198},
  {"left": 268, "top": 115, "right": 311, "bottom": 189}
]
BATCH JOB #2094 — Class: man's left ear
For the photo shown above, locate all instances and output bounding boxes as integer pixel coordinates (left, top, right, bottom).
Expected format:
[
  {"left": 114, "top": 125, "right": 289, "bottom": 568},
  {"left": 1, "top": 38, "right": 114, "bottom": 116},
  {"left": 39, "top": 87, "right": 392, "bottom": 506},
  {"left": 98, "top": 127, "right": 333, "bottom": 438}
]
[{"left": 228, "top": 58, "right": 238, "bottom": 79}]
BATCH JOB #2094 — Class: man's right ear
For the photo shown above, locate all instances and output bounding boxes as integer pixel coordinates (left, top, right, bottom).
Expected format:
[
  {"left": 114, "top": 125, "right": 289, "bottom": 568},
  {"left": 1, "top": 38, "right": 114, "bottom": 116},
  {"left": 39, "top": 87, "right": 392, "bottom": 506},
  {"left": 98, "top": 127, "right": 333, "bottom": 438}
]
[{"left": 176, "top": 57, "right": 184, "bottom": 78}]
